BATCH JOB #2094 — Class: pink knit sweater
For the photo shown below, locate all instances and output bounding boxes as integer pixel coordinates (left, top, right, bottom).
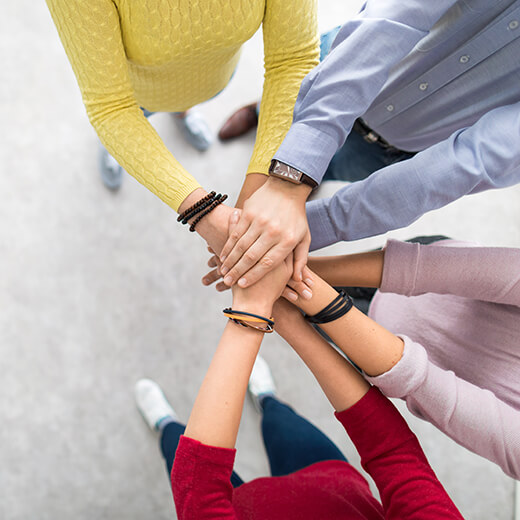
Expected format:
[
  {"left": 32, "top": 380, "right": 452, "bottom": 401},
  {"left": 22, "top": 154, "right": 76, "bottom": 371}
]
[{"left": 367, "top": 239, "right": 520, "bottom": 479}]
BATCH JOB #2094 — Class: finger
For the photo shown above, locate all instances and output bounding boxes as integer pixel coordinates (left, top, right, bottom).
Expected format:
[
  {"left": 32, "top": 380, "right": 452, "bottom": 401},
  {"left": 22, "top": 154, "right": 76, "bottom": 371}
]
[
  {"left": 207, "top": 246, "right": 215, "bottom": 254},
  {"left": 202, "top": 268, "right": 222, "bottom": 286},
  {"left": 222, "top": 233, "right": 279, "bottom": 286},
  {"left": 301, "top": 265, "right": 314, "bottom": 288},
  {"left": 233, "top": 243, "right": 291, "bottom": 288},
  {"left": 282, "top": 286, "right": 299, "bottom": 303},
  {"left": 219, "top": 210, "right": 247, "bottom": 263},
  {"left": 216, "top": 281, "right": 231, "bottom": 292},
  {"left": 207, "top": 255, "right": 218, "bottom": 268},
  {"left": 292, "top": 236, "right": 311, "bottom": 282},
  {"left": 286, "top": 278, "right": 313, "bottom": 300},
  {"left": 220, "top": 227, "right": 265, "bottom": 283}
]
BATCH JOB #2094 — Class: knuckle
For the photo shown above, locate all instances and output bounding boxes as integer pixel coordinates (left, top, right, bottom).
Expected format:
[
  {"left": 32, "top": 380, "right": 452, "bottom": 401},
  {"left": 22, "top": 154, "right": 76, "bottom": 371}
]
[
  {"left": 243, "top": 250, "right": 258, "bottom": 264},
  {"left": 267, "top": 224, "right": 280, "bottom": 238},
  {"left": 260, "top": 256, "right": 274, "bottom": 268},
  {"left": 283, "top": 232, "right": 296, "bottom": 245},
  {"left": 230, "top": 231, "right": 241, "bottom": 241}
]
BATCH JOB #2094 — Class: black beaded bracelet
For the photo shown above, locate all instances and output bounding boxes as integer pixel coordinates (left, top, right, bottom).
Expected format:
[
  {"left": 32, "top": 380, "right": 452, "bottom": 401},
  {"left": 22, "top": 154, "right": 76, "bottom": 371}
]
[
  {"left": 177, "top": 191, "right": 216, "bottom": 222},
  {"left": 189, "top": 194, "right": 228, "bottom": 232},
  {"left": 305, "top": 290, "right": 354, "bottom": 324},
  {"left": 182, "top": 193, "right": 221, "bottom": 224}
]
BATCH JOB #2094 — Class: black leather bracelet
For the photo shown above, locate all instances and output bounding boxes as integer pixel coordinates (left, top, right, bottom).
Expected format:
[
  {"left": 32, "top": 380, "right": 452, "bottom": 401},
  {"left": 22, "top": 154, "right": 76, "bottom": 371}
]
[{"left": 306, "top": 290, "right": 354, "bottom": 324}]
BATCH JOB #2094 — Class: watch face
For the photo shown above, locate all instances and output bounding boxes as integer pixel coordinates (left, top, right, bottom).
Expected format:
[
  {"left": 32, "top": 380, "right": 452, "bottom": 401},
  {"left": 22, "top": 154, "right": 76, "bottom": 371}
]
[{"left": 272, "top": 162, "right": 302, "bottom": 183}]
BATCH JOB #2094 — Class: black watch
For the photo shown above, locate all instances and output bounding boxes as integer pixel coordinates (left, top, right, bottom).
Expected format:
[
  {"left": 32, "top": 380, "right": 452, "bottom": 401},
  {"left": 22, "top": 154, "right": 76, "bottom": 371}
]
[{"left": 269, "top": 160, "right": 318, "bottom": 189}]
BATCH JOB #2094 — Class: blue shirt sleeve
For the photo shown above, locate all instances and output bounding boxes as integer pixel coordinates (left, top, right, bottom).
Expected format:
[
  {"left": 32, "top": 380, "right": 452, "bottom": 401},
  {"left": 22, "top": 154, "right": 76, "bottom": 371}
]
[
  {"left": 307, "top": 101, "right": 520, "bottom": 250},
  {"left": 274, "top": 0, "right": 459, "bottom": 184}
]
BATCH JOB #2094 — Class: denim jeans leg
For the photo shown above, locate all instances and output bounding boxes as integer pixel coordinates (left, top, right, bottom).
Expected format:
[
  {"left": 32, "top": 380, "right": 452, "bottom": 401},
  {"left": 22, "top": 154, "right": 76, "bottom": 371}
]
[{"left": 261, "top": 396, "right": 348, "bottom": 477}]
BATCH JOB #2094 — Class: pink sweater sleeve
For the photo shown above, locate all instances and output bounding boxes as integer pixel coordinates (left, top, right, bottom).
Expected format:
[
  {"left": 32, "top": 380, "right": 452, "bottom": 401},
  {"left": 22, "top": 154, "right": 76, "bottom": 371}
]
[
  {"left": 171, "top": 435, "right": 238, "bottom": 520},
  {"left": 381, "top": 239, "right": 520, "bottom": 306},
  {"left": 336, "top": 387, "right": 463, "bottom": 520},
  {"left": 365, "top": 337, "right": 520, "bottom": 479}
]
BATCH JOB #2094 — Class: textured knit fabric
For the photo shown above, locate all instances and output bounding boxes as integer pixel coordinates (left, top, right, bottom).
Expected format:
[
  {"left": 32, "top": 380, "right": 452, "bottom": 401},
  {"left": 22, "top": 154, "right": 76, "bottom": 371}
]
[
  {"left": 366, "top": 239, "right": 520, "bottom": 479},
  {"left": 46, "top": 0, "right": 319, "bottom": 211},
  {"left": 171, "top": 387, "right": 463, "bottom": 519}
]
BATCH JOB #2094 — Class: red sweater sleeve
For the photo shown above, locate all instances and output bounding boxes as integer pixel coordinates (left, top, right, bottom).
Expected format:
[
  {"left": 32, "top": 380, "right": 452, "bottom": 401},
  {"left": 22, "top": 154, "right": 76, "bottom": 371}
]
[
  {"left": 335, "top": 387, "right": 464, "bottom": 519},
  {"left": 171, "top": 435, "right": 238, "bottom": 520}
]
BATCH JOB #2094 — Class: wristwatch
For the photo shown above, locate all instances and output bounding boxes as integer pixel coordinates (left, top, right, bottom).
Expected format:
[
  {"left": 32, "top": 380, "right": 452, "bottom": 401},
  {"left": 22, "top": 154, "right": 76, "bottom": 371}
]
[{"left": 269, "top": 160, "right": 318, "bottom": 189}]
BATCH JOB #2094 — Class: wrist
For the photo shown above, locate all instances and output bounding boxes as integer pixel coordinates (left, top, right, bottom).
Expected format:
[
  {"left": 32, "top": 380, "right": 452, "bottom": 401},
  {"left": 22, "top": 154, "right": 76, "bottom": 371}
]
[
  {"left": 266, "top": 175, "right": 312, "bottom": 201},
  {"left": 298, "top": 277, "right": 338, "bottom": 316},
  {"left": 231, "top": 297, "right": 273, "bottom": 318}
]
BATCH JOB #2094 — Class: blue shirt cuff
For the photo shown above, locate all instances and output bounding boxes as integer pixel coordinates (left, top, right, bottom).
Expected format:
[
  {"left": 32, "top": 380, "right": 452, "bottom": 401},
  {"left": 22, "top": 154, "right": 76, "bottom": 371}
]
[
  {"left": 306, "top": 197, "right": 339, "bottom": 251},
  {"left": 274, "top": 122, "right": 339, "bottom": 184}
]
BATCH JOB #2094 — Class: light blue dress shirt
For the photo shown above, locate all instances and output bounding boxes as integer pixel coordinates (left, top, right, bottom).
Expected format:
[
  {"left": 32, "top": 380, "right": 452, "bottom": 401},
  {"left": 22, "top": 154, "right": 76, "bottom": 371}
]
[{"left": 274, "top": 0, "right": 520, "bottom": 250}]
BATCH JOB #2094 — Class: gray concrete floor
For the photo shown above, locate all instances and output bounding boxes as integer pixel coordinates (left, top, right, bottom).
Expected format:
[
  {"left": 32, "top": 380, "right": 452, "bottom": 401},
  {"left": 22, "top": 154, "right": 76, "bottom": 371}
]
[{"left": 1, "top": 1, "right": 519, "bottom": 519}]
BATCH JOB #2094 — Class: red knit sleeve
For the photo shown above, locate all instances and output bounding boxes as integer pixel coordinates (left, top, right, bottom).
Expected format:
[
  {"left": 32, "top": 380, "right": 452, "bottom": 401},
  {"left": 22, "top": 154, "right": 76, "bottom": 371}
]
[
  {"left": 335, "top": 387, "right": 464, "bottom": 519},
  {"left": 171, "top": 435, "right": 238, "bottom": 520}
]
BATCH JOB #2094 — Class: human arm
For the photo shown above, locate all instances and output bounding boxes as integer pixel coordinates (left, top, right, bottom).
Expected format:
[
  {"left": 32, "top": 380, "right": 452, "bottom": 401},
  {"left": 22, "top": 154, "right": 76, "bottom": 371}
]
[
  {"left": 273, "top": 300, "right": 463, "bottom": 519},
  {"left": 286, "top": 265, "right": 520, "bottom": 479},
  {"left": 219, "top": 0, "right": 319, "bottom": 284},
  {"left": 171, "top": 230, "right": 292, "bottom": 519},
  {"left": 46, "top": 0, "right": 200, "bottom": 212},
  {"left": 379, "top": 239, "right": 520, "bottom": 306},
  {"left": 307, "top": 101, "right": 520, "bottom": 250},
  {"left": 219, "top": 0, "right": 458, "bottom": 282},
  {"left": 306, "top": 250, "right": 385, "bottom": 289}
]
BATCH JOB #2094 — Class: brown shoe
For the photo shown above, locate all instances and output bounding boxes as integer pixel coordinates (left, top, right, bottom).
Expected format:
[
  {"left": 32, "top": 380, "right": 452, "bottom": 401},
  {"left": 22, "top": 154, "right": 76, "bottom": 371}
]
[{"left": 218, "top": 103, "right": 258, "bottom": 141}]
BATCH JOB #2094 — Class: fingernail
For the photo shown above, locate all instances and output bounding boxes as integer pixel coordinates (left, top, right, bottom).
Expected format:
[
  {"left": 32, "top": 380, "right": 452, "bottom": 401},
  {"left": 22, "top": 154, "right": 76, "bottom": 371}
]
[
  {"left": 230, "top": 210, "right": 239, "bottom": 224},
  {"left": 302, "top": 289, "right": 312, "bottom": 300},
  {"left": 238, "top": 278, "right": 247, "bottom": 287},
  {"left": 220, "top": 266, "right": 229, "bottom": 275},
  {"left": 202, "top": 278, "right": 209, "bottom": 284},
  {"left": 305, "top": 278, "right": 314, "bottom": 287},
  {"left": 220, "top": 255, "right": 226, "bottom": 262},
  {"left": 287, "top": 291, "right": 298, "bottom": 301},
  {"left": 224, "top": 276, "right": 233, "bottom": 286}
]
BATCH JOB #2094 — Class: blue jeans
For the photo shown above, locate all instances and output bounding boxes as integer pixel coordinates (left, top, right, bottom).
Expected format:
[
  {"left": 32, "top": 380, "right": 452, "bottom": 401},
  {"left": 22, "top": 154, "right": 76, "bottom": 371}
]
[{"left": 160, "top": 396, "right": 347, "bottom": 487}]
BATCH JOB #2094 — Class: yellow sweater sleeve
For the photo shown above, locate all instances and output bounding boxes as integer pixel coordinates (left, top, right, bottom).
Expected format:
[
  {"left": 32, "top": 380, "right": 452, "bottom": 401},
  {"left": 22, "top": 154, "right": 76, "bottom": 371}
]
[
  {"left": 247, "top": 0, "right": 320, "bottom": 176},
  {"left": 46, "top": 0, "right": 201, "bottom": 212}
]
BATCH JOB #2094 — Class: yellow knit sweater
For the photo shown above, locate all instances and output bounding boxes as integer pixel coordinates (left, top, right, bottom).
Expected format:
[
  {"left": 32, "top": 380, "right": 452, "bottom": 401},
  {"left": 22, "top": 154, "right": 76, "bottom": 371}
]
[{"left": 46, "top": 0, "right": 319, "bottom": 211}]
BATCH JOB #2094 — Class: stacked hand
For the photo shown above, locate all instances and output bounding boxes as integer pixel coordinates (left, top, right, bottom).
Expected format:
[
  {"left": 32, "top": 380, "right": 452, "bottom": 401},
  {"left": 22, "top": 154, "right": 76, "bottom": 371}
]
[
  {"left": 202, "top": 177, "right": 314, "bottom": 298},
  {"left": 218, "top": 177, "right": 312, "bottom": 288}
]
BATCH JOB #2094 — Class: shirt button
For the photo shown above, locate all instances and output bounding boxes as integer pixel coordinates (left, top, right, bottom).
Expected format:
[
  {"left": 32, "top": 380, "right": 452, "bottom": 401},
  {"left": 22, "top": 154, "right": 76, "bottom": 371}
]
[
  {"left": 419, "top": 82, "right": 428, "bottom": 91},
  {"left": 509, "top": 20, "right": 519, "bottom": 30},
  {"left": 459, "top": 55, "right": 470, "bottom": 64},
  {"left": 386, "top": 104, "right": 394, "bottom": 112}
]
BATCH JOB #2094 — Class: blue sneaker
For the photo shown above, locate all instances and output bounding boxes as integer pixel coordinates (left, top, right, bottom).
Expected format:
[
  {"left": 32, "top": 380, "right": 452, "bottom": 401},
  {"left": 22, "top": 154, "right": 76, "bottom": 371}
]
[{"left": 174, "top": 110, "right": 213, "bottom": 152}]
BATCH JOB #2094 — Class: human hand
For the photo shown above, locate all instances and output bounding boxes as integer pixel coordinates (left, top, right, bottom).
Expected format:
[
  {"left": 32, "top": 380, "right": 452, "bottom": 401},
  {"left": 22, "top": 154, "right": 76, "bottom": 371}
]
[
  {"left": 230, "top": 214, "right": 293, "bottom": 316},
  {"left": 219, "top": 176, "right": 312, "bottom": 289},
  {"left": 203, "top": 250, "right": 315, "bottom": 301},
  {"left": 202, "top": 247, "right": 230, "bottom": 292}
]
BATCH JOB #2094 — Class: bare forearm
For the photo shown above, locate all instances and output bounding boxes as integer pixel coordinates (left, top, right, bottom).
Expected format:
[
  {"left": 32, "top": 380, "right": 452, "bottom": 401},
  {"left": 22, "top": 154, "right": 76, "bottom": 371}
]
[
  {"left": 275, "top": 307, "right": 369, "bottom": 411},
  {"left": 236, "top": 173, "right": 268, "bottom": 208},
  {"left": 296, "top": 274, "right": 404, "bottom": 377},
  {"left": 184, "top": 322, "right": 263, "bottom": 448},
  {"left": 308, "top": 250, "right": 384, "bottom": 288}
]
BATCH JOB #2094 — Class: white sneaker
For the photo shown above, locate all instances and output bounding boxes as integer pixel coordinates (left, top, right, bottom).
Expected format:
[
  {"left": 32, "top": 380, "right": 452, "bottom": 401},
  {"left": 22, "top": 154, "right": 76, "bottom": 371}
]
[
  {"left": 135, "top": 379, "right": 178, "bottom": 431},
  {"left": 248, "top": 356, "right": 277, "bottom": 413},
  {"left": 173, "top": 110, "right": 213, "bottom": 151}
]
